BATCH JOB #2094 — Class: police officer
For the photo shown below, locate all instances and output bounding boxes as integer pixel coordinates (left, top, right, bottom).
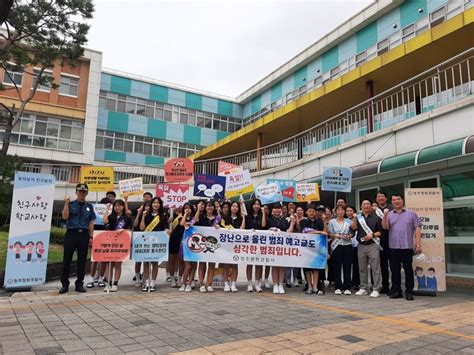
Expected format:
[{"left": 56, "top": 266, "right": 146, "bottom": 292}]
[{"left": 59, "top": 183, "right": 96, "bottom": 294}]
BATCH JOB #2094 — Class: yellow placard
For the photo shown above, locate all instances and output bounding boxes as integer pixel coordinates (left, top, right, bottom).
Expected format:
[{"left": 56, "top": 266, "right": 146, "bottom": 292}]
[
  {"left": 296, "top": 183, "right": 320, "bottom": 202},
  {"left": 80, "top": 166, "right": 114, "bottom": 192}
]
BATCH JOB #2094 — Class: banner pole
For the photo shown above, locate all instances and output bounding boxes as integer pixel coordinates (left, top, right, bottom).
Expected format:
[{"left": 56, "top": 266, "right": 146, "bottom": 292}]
[
  {"left": 148, "top": 263, "right": 151, "bottom": 293},
  {"left": 108, "top": 261, "right": 112, "bottom": 293}
]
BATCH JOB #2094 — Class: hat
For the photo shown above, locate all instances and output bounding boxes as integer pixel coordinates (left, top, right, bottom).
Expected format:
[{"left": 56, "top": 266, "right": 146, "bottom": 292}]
[
  {"left": 316, "top": 204, "right": 325, "bottom": 210},
  {"left": 76, "top": 183, "right": 89, "bottom": 192}
]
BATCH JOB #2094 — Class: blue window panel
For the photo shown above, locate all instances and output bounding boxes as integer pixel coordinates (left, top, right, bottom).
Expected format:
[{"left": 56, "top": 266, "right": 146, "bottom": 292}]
[
  {"left": 250, "top": 95, "right": 261, "bottom": 114},
  {"left": 167, "top": 88, "right": 186, "bottom": 106},
  {"left": 127, "top": 114, "right": 148, "bottom": 136},
  {"left": 184, "top": 125, "right": 201, "bottom": 145},
  {"left": 261, "top": 90, "right": 271, "bottom": 108},
  {"left": 271, "top": 82, "right": 283, "bottom": 102},
  {"left": 107, "top": 111, "right": 129, "bottom": 133},
  {"left": 427, "top": 0, "right": 448, "bottom": 12},
  {"left": 185, "top": 92, "right": 203, "bottom": 111},
  {"left": 110, "top": 75, "right": 131, "bottom": 96},
  {"left": 282, "top": 75, "right": 294, "bottom": 96},
  {"left": 217, "top": 99, "right": 233, "bottom": 116},
  {"left": 166, "top": 122, "right": 184, "bottom": 142},
  {"left": 322, "top": 46, "right": 339, "bottom": 73},
  {"left": 356, "top": 21, "right": 378, "bottom": 53},
  {"left": 104, "top": 150, "right": 126, "bottom": 163},
  {"left": 400, "top": 0, "right": 427, "bottom": 28},
  {"left": 216, "top": 131, "right": 229, "bottom": 141},
  {"left": 149, "top": 84, "right": 168, "bottom": 103},
  {"left": 202, "top": 96, "right": 218, "bottom": 114},
  {"left": 130, "top": 80, "right": 150, "bottom": 99},
  {"left": 243, "top": 102, "right": 251, "bottom": 118},
  {"left": 100, "top": 73, "right": 111, "bottom": 91},
  {"left": 94, "top": 149, "right": 105, "bottom": 161},
  {"left": 97, "top": 108, "right": 108, "bottom": 130},
  {"left": 293, "top": 66, "right": 308, "bottom": 89},
  {"left": 338, "top": 36, "right": 357, "bottom": 62},
  {"left": 147, "top": 119, "right": 167, "bottom": 139},
  {"left": 232, "top": 103, "right": 243, "bottom": 119},
  {"left": 126, "top": 153, "right": 146, "bottom": 165},
  {"left": 200, "top": 129, "right": 217, "bottom": 146},
  {"left": 307, "top": 57, "right": 322, "bottom": 82},
  {"left": 145, "top": 156, "right": 165, "bottom": 166},
  {"left": 377, "top": 8, "right": 401, "bottom": 40}
]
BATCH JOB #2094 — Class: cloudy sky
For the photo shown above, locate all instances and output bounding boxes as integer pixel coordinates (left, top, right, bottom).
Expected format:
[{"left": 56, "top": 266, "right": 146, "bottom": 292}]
[{"left": 88, "top": 0, "right": 372, "bottom": 98}]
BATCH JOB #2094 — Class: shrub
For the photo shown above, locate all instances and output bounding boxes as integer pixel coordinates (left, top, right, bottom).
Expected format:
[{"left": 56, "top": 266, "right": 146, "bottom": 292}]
[{"left": 50, "top": 227, "right": 67, "bottom": 245}]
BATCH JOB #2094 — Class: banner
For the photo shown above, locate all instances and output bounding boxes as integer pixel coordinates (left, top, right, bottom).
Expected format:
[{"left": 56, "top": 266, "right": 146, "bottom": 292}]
[
  {"left": 321, "top": 166, "right": 352, "bottom": 192},
  {"left": 267, "top": 179, "right": 296, "bottom": 202},
  {"left": 405, "top": 188, "right": 446, "bottom": 292},
  {"left": 183, "top": 226, "right": 327, "bottom": 268},
  {"left": 156, "top": 183, "right": 190, "bottom": 208},
  {"left": 164, "top": 158, "right": 194, "bottom": 183},
  {"left": 80, "top": 166, "right": 114, "bottom": 192},
  {"left": 225, "top": 170, "right": 254, "bottom": 199},
  {"left": 119, "top": 177, "right": 144, "bottom": 197},
  {"left": 91, "top": 230, "right": 131, "bottom": 262},
  {"left": 3, "top": 172, "right": 55, "bottom": 288},
  {"left": 218, "top": 161, "right": 242, "bottom": 176},
  {"left": 193, "top": 174, "right": 226, "bottom": 199},
  {"left": 296, "top": 183, "right": 320, "bottom": 202},
  {"left": 131, "top": 232, "right": 169, "bottom": 262},
  {"left": 255, "top": 183, "right": 282, "bottom": 205},
  {"left": 93, "top": 204, "right": 108, "bottom": 226}
]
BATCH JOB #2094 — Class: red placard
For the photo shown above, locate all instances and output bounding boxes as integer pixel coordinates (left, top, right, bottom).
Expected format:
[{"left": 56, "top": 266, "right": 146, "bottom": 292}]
[
  {"left": 156, "top": 183, "right": 190, "bottom": 208},
  {"left": 91, "top": 230, "right": 131, "bottom": 262},
  {"left": 164, "top": 158, "right": 194, "bottom": 183}
]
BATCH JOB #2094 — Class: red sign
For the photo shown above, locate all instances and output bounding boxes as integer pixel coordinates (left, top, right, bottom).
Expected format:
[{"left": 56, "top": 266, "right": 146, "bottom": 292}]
[
  {"left": 164, "top": 158, "right": 194, "bottom": 183},
  {"left": 156, "top": 183, "right": 190, "bottom": 208},
  {"left": 218, "top": 161, "right": 242, "bottom": 176},
  {"left": 92, "top": 230, "right": 131, "bottom": 262}
]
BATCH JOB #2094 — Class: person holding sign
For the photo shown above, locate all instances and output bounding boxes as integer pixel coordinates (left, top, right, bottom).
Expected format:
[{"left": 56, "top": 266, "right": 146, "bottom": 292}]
[
  {"left": 132, "top": 192, "right": 153, "bottom": 287},
  {"left": 351, "top": 199, "right": 383, "bottom": 298},
  {"left": 139, "top": 197, "right": 170, "bottom": 292},
  {"left": 59, "top": 184, "right": 96, "bottom": 294},
  {"left": 245, "top": 199, "right": 267, "bottom": 293},
  {"left": 381, "top": 194, "right": 422, "bottom": 301},
  {"left": 102, "top": 199, "right": 132, "bottom": 292}
]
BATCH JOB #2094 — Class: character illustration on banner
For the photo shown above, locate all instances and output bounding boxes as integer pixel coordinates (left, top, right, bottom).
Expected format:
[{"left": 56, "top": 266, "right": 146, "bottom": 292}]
[
  {"left": 9, "top": 239, "right": 48, "bottom": 264},
  {"left": 187, "top": 233, "right": 221, "bottom": 253}
]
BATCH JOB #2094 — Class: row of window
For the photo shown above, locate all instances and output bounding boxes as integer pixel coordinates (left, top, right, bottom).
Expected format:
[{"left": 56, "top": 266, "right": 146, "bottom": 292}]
[
  {"left": 99, "top": 90, "right": 242, "bottom": 133},
  {"left": 0, "top": 113, "right": 84, "bottom": 152},
  {"left": 95, "top": 129, "right": 204, "bottom": 158}
]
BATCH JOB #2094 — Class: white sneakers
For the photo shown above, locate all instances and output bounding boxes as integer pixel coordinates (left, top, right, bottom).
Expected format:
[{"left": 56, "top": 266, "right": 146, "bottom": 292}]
[
  {"left": 178, "top": 284, "right": 185, "bottom": 292},
  {"left": 344, "top": 290, "right": 352, "bottom": 295},
  {"left": 206, "top": 286, "right": 214, "bottom": 293},
  {"left": 355, "top": 289, "right": 379, "bottom": 297},
  {"left": 370, "top": 290, "right": 380, "bottom": 298},
  {"left": 335, "top": 289, "right": 343, "bottom": 295},
  {"left": 224, "top": 282, "right": 231, "bottom": 292},
  {"left": 278, "top": 284, "right": 285, "bottom": 294},
  {"left": 199, "top": 285, "right": 207, "bottom": 293},
  {"left": 247, "top": 284, "right": 254, "bottom": 292},
  {"left": 264, "top": 279, "right": 271, "bottom": 289},
  {"left": 273, "top": 284, "right": 279, "bottom": 294},
  {"left": 184, "top": 285, "right": 192, "bottom": 292},
  {"left": 355, "top": 289, "right": 368, "bottom": 296},
  {"left": 255, "top": 283, "right": 263, "bottom": 293},
  {"left": 230, "top": 283, "right": 238, "bottom": 292}
]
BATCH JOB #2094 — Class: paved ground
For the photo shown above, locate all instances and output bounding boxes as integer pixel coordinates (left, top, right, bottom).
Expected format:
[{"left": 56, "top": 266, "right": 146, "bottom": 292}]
[{"left": 0, "top": 262, "right": 473, "bottom": 354}]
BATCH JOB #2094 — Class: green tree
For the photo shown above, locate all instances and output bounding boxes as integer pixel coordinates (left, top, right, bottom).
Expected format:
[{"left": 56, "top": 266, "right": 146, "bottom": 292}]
[
  {"left": 0, "top": 155, "right": 21, "bottom": 225},
  {"left": 0, "top": 0, "right": 94, "bottom": 156}
]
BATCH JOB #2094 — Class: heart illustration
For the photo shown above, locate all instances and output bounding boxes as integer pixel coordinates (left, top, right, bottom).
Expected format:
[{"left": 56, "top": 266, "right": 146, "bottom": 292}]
[{"left": 36, "top": 196, "right": 41, "bottom": 201}]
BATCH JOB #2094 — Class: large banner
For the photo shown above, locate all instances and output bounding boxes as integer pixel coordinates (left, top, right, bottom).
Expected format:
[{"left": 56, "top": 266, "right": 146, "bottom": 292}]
[
  {"left": 321, "top": 166, "right": 352, "bottom": 192},
  {"left": 296, "top": 183, "right": 320, "bottom": 202},
  {"left": 80, "top": 166, "right": 114, "bottom": 192},
  {"left": 193, "top": 174, "right": 226, "bottom": 199},
  {"left": 255, "top": 183, "right": 282, "bottom": 205},
  {"left": 155, "top": 183, "right": 190, "bottom": 208},
  {"left": 267, "top": 179, "right": 296, "bottom": 202},
  {"left": 3, "top": 172, "right": 55, "bottom": 288},
  {"left": 91, "top": 230, "right": 131, "bottom": 262},
  {"left": 225, "top": 170, "right": 254, "bottom": 199},
  {"left": 131, "top": 232, "right": 169, "bottom": 262},
  {"left": 182, "top": 226, "right": 327, "bottom": 268},
  {"left": 405, "top": 188, "right": 446, "bottom": 292}
]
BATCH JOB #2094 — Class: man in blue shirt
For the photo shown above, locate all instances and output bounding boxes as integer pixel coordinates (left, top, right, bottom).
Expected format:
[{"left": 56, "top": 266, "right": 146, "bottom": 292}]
[{"left": 59, "top": 183, "right": 96, "bottom": 294}]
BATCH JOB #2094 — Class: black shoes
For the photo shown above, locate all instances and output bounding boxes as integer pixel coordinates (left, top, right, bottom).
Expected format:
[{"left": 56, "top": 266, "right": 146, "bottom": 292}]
[
  {"left": 405, "top": 292, "right": 414, "bottom": 301},
  {"left": 75, "top": 285, "right": 87, "bottom": 293},
  {"left": 59, "top": 286, "right": 69, "bottom": 294},
  {"left": 379, "top": 288, "right": 389, "bottom": 294},
  {"left": 390, "top": 291, "right": 403, "bottom": 299}
]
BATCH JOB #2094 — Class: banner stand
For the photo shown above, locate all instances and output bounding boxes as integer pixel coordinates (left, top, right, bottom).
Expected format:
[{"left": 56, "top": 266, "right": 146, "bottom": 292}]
[
  {"left": 107, "top": 261, "right": 112, "bottom": 294},
  {"left": 413, "top": 289, "right": 437, "bottom": 297}
]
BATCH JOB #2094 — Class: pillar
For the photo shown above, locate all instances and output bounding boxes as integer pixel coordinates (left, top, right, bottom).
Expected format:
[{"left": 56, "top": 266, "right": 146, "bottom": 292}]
[
  {"left": 366, "top": 80, "right": 374, "bottom": 133},
  {"left": 256, "top": 132, "right": 263, "bottom": 171}
]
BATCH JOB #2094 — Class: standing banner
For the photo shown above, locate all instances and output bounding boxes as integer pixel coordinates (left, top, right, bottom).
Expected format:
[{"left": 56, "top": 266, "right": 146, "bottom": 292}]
[
  {"left": 218, "top": 161, "right": 243, "bottom": 176},
  {"left": 321, "top": 167, "right": 352, "bottom": 192},
  {"left": 156, "top": 183, "right": 190, "bottom": 208},
  {"left": 80, "top": 166, "right": 114, "bottom": 192},
  {"left": 255, "top": 183, "right": 282, "bottom": 205},
  {"left": 225, "top": 170, "right": 254, "bottom": 199},
  {"left": 93, "top": 204, "right": 108, "bottom": 226},
  {"left": 164, "top": 158, "right": 194, "bottom": 183},
  {"left": 267, "top": 179, "right": 296, "bottom": 202},
  {"left": 193, "top": 174, "right": 226, "bottom": 199},
  {"left": 91, "top": 230, "right": 131, "bottom": 262},
  {"left": 183, "top": 226, "right": 327, "bottom": 268},
  {"left": 131, "top": 232, "right": 169, "bottom": 262},
  {"left": 3, "top": 172, "right": 55, "bottom": 288},
  {"left": 296, "top": 183, "right": 320, "bottom": 202},
  {"left": 405, "top": 188, "right": 446, "bottom": 292},
  {"left": 119, "top": 177, "right": 144, "bottom": 197}
]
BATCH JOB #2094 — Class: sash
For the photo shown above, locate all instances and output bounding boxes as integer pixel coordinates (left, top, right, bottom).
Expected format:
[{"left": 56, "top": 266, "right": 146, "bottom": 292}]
[
  {"left": 357, "top": 214, "right": 383, "bottom": 250},
  {"left": 330, "top": 219, "right": 351, "bottom": 252},
  {"left": 375, "top": 207, "right": 384, "bottom": 219},
  {"left": 145, "top": 214, "right": 161, "bottom": 232}
]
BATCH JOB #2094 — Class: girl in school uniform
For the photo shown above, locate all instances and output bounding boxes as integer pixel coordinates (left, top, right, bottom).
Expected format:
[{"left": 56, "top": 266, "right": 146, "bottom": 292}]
[{"left": 245, "top": 198, "right": 267, "bottom": 292}]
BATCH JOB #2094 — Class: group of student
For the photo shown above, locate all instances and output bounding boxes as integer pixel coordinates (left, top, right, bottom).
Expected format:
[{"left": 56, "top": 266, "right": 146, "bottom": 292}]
[{"left": 59, "top": 183, "right": 422, "bottom": 301}]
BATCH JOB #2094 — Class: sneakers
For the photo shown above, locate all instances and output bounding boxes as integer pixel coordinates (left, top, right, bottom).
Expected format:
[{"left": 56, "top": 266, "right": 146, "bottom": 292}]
[
  {"left": 278, "top": 284, "right": 285, "bottom": 294},
  {"left": 86, "top": 281, "right": 94, "bottom": 288},
  {"left": 223, "top": 282, "right": 231, "bottom": 292},
  {"left": 355, "top": 289, "right": 368, "bottom": 296},
  {"left": 199, "top": 285, "right": 207, "bottom": 293},
  {"left": 314, "top": 287, "right": 324, "bottom": 295},
  {"left": 149, "top": 282, "right": 156, "bottom": 292},
  {"left": 370, "top": 290, "right": 380, "bottom": 298},
  {"left": 247, "top": 284, "right": 254, "bottom": 292},
  {"left": 134, "top": 280, "right": 142, "bottom": 287},
  {"left": 98, "top": 277, "right": 106, "bottom": 288},
  {"left": 170, "top": 279, "right": 178, "bottom": 288},
  {"left": 206, "top": 286, "right": 214, "bottom": 293},
  {"left": 110, "top": 285, "right": 118, "bottom": 292},
  {"left": 335, "top": 289, "right": 343, "bottom": 295},
  {"left": 142, "top": 284, "right": 149, "bottom": 292},
  {"left": 184, "top": 285, "right": 192, "bottom": 292},
  {"left": 231, "top": 283, "right": 238, "bottom": 293},
  {"left": 305, "top": 289, "right": 313, "bottom": 295},
  {"left": 264, "top": 279, "right": 271, "bottom": 289},
  {"left": 273, "top": 284, "right": 279, "bottom": 294},
  {"left": 166, "top": 274, "right": 172, "bottom": 282},
  {"left": 255, "top": 282, "right": 263, "bottom": 293},
  {"left": 191, "top": 281, "right": 196, "bottom": 289},
  {"left": 344, "top": 290, "right": 352, "bottom": 295},
  {"left": 293, "top": 279, "right": 300, "bottom": 287},
  {"left": 179, "top": 284, "right": 186, "bottom": 292},
  {"left": 103, "top": 285, "right": 110, "bottom": 292}
]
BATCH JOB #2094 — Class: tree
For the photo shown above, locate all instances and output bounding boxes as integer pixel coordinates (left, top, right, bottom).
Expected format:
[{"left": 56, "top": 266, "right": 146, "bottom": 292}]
[{"left": 0, "top": 0, "right": 94, "bottom": 156}]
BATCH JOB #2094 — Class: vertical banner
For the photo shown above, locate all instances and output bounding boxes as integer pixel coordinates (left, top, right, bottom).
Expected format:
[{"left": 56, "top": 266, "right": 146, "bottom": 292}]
[
  {"left": 164, "top": 158, "right": 194, "bottom": 183},
  {"left": 254, "top": 183, "right": 283, "bottom": 205},
  {"left": 405, "top": 188, "right": 446, "bottom": 292},
  {"left": 321, "top": 166, "right": 352, "bottom": 192},
  {"left": 156, "top": 183, "right": 191, "bottom": 208},
  {"left": 3, "top": 172, "right": 55, "bottom": 288},
  {"left": 296, "top": 183, "right": 320, "bottom": 202},
  {"left": 225, "top": 170, "right": 254, "bottom": 199},
  {"left": 131, "top": 232, "right": 169, "bottom": 262},
  {"left": 267, "top": 179, "right": 296, "bottom": 202},
  {"left": 193, "top": 174, "right": 226, "bottom": 199},
  {"left": 80, "top": 166, "right": 114, "bottom": 192},
  {"left": 91, "top": 230, "right": 131, "bottom": 262},
  {"left": 119, "top": 177, "right": 144, "bottom": 197},
  {"left": 218, "top": 161, "right": 243, "bottom": 176}
]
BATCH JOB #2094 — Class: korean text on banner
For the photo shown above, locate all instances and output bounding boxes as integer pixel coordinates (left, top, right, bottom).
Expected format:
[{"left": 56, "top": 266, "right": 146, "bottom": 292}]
[
  {"left": 183, "top": 226, "right": 327, "bottom": 268},
  {"left": 255, "top": 183, "right": 282, "bottom": 205},
  {"left": 267, "top": 179, "right": 296, "bottom": 202},
  {"left": 131, "top": 232, "right": 169, "bottom": 262},
  {"left": 225, "top": 170, "right": 254, "bottom": 199},
  {"left": 193, "top": 174, "right": 226, "bottom": 199},
  {"left": 91, "top": 230, "right": 131, "bottom": 262},
  {"left": 80, "top": 166, "right": 114, "bottom": 192},
  {"left": 321, "top": 167, "right": 352, "bottom": 192},
  {"left": 3, "top": 172, "right": 55, "bottom": 288},
  {"left": 218, "top": 161, "right": 243, "bottom": 176},
  {"left": 164, "top": 158, "right": 194, "bottom": 183},
  {"left": 296, "top": 183, "right": 320, "bottom": 202},
  {"left": 119, "top": 177, "right": 144, "bottom": 197},
  {"left": 405, "top": 188, "right": 446, "bottom": 292},
  {"left": 93, "top": 204, "right": 108, "bottom": 226},
  {"left": 156, "top": 183, "right": 190, "bottom": 208}
]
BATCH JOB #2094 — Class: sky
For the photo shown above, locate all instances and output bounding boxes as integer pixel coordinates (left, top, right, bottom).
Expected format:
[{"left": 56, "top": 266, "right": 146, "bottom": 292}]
[{"left": 88, "top": 0, "right": 373, "bottom": 98}]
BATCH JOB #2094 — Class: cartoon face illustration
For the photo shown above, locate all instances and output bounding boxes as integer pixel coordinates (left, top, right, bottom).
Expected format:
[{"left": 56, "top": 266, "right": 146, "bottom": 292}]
[
  {"left": 13, "top": 242, "right": 22, "bottom": 254},
  {"left": 26, "top": 241, "right": 34, "bottom": 253},
  {"left": 187, "top": 234, "right": 220, "bottom": 253},
  {"left": 415, "top": 266, "right": 424, "bottom": 277},
  {"left": 36, "top": 241, "right": 45, "bottom": 256},
  {"left": 428, "top": 267, "right": 435, "bottom": 276},
  {"left": 203, "top": 236, "right": 220, "bottom": 253}
]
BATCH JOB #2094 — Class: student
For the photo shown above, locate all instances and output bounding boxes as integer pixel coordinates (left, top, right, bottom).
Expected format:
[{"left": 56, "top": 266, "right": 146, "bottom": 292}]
[
  {"left": 133, "top": 192, "right": 153, "bottom": 286},
  {"left": 170, "top": 205, "right": 192, "bottom": 289},
  {"left": 102, "top": 199, "right": 132, "bottom": 292},
  {"left": 328, "top": 205, "right": 353, "bottom": 295},
  {"left": 267, "top": 203, "right": 296, "bottom": 294},
  {"left": 375, "top": 191, "right": 393, "bottom": 295},
  {"left": 245, "top": 199, "right": 267, "bottom": 292},
  {"left": 346, "top": 206, "right": 360, "bottom": 290},
  {"left": 351, "top": 199, "right": 383, "bottom": 298},
  {"left": 284, "top": 204, "right": 302, "bottom": 288},
  {"left": 300, "top": 204, "right": 327, "bottom": 295},
  {"left": 221, "top": 201, "right": 245, "bottom": 292},
  {"left": 139, "top": 197, "right": 169, "bottom": 292},
  {"left": 178, "top": 203, "right": 197, "bottom": 292},
  {"left": 261, "top": 204, "right": 272, "bottom": 288}
]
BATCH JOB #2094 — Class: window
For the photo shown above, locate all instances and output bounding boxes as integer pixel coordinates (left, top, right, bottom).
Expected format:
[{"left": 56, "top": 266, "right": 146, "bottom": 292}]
[
  {"left": 409, "top": 177, "right": 438, "bottom": 188},
  {"left": 356, "top": 51, "right": 366, "bottom": 67},
  {"left": 52, "top": 165, "right": 70, "bottom": 182},
  {"left": 431, "top": 5, "right": 447, "bottom": 27},
  {"left": 31, "top": 69, "right": 52, "bottom": 91},
  {"left": 3, "top": 69, "right": 23, "bottom": 86},
  {"left": 59, "top": 75, "right": 79, "bottom": 96}
]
